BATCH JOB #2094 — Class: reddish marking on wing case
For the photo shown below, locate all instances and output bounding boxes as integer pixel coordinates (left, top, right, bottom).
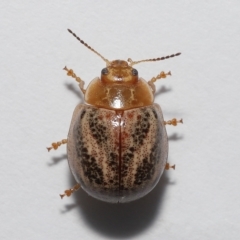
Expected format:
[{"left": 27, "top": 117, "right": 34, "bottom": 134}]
[
  {"left": 120, "top": 131, "right": 130, "bottom": 151},
  {"left": 106, "top": 113, "right": 112, "bottom": 119},
  {"left": 121, "top": 131, "right": 129, "bottom": 140},
  {"left": 127, "top": 112, "right": 134, "bottom": 119}
]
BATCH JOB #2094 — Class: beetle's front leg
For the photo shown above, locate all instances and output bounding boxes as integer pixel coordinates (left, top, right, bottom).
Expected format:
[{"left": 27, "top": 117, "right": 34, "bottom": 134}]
[
  {"left": 63, "top": 66, "right": 86, "bottom": 94},
  {"left": 47, "top": 139, "right": 67, "bottom": 152},
  {"left": 164, "top": 118, "right": 183, "bottom": 126},
  {"left": 148, "top": 71, "right": 171, "bottom": 94},
  {"left": 60, "top": 183, "right": 81, "bottom": 199}
]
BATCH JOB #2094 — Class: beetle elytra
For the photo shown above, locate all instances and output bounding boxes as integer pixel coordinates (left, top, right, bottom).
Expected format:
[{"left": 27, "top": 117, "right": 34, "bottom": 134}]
[{"left": 47, "top": 29, "right": 182, "bottom": 203}]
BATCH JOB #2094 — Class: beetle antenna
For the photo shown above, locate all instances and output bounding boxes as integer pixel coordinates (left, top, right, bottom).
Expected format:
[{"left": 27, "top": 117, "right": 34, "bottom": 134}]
[
  {"left": 67, "top": 29, "right": 110, "bottom": 66},
  {"left": 128, "top": 52, "right": 181, "bottom": 66}
]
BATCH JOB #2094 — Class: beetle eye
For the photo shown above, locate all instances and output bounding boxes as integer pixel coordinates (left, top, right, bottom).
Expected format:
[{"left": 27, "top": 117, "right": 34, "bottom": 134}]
[
  {"left": 132, "top": 68, "right": 138, "bottom": 76},
  {"left": 101, "top": 68, "right": 108, "bottom": 75}
]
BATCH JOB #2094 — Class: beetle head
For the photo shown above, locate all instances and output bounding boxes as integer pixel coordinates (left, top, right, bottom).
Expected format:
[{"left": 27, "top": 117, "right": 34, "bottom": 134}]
[{"left": 101, "top": 60, "right": 138, "bottom": 84}]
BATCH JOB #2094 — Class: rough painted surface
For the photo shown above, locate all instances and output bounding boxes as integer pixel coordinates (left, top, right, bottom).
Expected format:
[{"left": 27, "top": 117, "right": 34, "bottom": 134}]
[{"left": 67, "top": 104, "right": 168, "bottom": 203}]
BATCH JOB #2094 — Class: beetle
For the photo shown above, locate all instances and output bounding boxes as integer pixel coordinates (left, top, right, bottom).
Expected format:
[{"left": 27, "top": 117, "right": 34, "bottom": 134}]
[{"left": 47, "top": 29, "right": 182, "bottom": 203}]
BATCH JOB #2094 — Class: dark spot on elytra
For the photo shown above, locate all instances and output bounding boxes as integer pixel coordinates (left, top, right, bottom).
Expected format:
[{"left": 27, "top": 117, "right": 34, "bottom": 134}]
[
  {"left": 74, "top": 107, "right": 120, "bottom": 191},
  {"left": 108, "top": 152, "right": 118, "bottom": 170},
  {"left": 74, "top": 109, "right": 104, "bottom": 186},
  {"left": 134, "top": 133, "right": 162, "bottom": 186},
  {"left": 121, "top": 150, "right": 135, "bottom": 178},
  {"left": 129, "top": 147, "right": 135, "bottom": 152},
  {"left": 152, "top": 109, "right": 158, "bottom": 119},
  {"left": 134, "top": 157, "right": 155, "bottom": 185},
  {"left": 88, "top": 111, "right": 108, "bottom": 146},
  {"left": 132, "top": 109, "right": 150, "bottom": 146},
  {"left": 80, "top": 110, "right": 86, "bottom": 119}
]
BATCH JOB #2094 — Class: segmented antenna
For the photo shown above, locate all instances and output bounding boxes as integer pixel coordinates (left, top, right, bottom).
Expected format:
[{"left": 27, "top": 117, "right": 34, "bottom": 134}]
[
  {"left": 128, "top": 52, "right": 181, "bottom": 66},
  {"left": 67, "top": 29, "right": 110, "bottom": 65}
]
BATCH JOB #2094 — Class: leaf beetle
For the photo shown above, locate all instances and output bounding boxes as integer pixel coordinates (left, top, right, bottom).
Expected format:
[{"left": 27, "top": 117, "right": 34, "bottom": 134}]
[{"left": 47, "top": 29, "right": 182, "bottom": 203}]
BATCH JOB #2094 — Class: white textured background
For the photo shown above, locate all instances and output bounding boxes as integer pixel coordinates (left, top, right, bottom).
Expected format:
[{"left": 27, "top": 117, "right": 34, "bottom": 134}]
[{"left": 1, "top": 1, "right": 240, "bottom": 240}]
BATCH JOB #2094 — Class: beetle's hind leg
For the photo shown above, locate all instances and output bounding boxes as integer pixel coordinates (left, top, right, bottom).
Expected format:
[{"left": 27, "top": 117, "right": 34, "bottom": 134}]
[
  {"left": 148, "top": 71, "right": 171, "bottom": 94},
  {"left": 165, "top": 163, "right": 176, "bottom": 170},
  {"left": 164, "top": 118, "right": 183, "bottom": 126},
  {"left": 63, "top": 66, "right": 86, "bottom": 94},
  {"left": 60, "top": 183, "right": 81, "bottom": 199},
  {"left": 47, "top": 139, "right": 67, "bottom": 152}
]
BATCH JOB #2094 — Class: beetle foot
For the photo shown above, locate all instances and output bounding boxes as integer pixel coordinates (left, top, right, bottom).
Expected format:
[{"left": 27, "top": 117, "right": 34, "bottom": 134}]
[
  {"left": 47, "top": 139, "right": 67, "bottom": 152},
  {"left": 165, "top": 163, "right": 176, "bottom": 170},
  {"left": 148, "top": 71, "right": 171, "bottom": 84},
  {"left": 148, "top": 71, "right": 171, "bottom": 94},
  {"left": 164, "top": 118, "right": 183, "bottom": 126},
  {"left": 60, "top": 183, "right": 81, "bottom": 199},
  {"left": 63, "top": 66, "right": 86, "bottom": 94}
]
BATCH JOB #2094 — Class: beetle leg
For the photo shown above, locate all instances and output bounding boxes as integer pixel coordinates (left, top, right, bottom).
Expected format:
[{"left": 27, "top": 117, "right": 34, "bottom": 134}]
[
  {"left": 165, "top": 163, "right": 176, "bottom": 170},
  {"left": 164, "top": 118, "right": 183, "bottom": 126},
  {"left": 63, "top": 66, "right": 86, "bottom": 94},
  {"left": 47, "top": 139, "right": 67, "bottom": 152},
  {"left": 148, "top": 71, "right": 171, "bottom": 94},
  {"left": 60, "top": 183, "right": 81, "bottom": 199}
]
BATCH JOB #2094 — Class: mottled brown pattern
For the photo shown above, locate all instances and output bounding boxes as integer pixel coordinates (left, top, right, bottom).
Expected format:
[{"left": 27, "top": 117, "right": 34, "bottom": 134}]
[
  {"left": 74, "top": 107, "right": 121, "bottom": 190},
  {"left": 67, "top": 104, "right": 168, "bottom": 203},
  {"left": 120, "top": 106, "right": 162, "bottom": 192}
]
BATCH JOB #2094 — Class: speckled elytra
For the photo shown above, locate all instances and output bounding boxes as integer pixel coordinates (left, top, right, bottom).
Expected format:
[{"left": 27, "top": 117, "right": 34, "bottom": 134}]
[{"left": 47, "top": 29, "right": 182, "bottom": 203}]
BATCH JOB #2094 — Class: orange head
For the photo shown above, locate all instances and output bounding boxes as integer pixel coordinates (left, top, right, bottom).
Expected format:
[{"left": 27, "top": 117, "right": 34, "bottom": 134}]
[{"left": 101, "top": 60, "right": 138, "bottom": 84}]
